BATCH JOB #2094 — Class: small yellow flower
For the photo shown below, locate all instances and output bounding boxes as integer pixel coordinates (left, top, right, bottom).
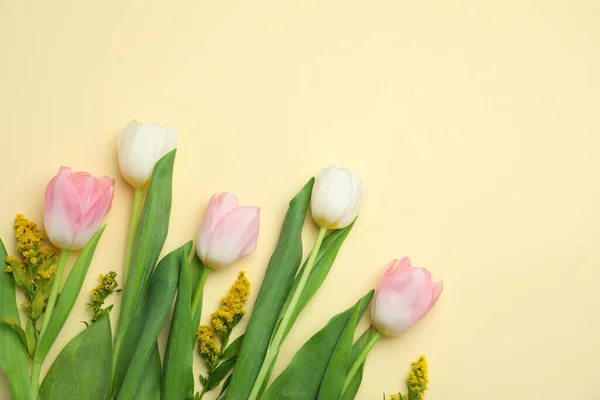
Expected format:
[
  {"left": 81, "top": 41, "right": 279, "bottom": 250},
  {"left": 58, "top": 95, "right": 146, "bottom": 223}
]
[
  {"left": 210, "top": 271, "right": 250, "bottom": 335},
  {"left": 406, "top": 355, "right": 429, "bottom": 400},
  {"left": 90, "top": 271, "right": 119, "bottom": 321},
  {"left": 36, "top": 268, "right": 55, "bottom": 280},
  {"left": 196, "top": 325, "right": 221, "bottom": 367}
]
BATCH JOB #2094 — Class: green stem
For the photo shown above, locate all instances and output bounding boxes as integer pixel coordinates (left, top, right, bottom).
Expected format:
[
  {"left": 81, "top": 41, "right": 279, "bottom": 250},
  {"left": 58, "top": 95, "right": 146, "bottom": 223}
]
[
  {"left": 191, "top": 265, "right": 211, "bottom": 320},
  {"left": 30, "top": 249, "right": 69, "bottom": 400},
  {"left": 108, "top": 188, "right": 144, "bottom": 396},
  {"left": 198, "top": 386, "right": 207, "bottom": 400},
  {"left": 341, "top": 329, "right": 382, "bottom": 395},
  {"left": 248, "top": 227, "right": 327, "bottom": 400},
  {"left": 123, "top": 187, "right": 144, "bottom": 284}
]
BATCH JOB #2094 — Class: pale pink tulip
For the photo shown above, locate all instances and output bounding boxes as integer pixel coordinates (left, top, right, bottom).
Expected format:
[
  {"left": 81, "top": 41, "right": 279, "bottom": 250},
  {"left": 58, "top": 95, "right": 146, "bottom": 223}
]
[
  {"left": 44, "top": 167, "right": 115, "bottom": 250},
  {"left": 371, "top": 257, "right": 443, "bottom": 335},
  {"left": 196, "top": 193, "right": 260, "bottom": 270}
]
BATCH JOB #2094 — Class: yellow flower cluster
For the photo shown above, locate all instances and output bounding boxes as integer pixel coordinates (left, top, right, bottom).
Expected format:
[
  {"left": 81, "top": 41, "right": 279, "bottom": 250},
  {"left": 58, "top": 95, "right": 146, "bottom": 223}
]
[
  {"left": 406, "top": 355, "right": 429, "bottom": 399},
  {"left": 196, "top": 325, "right": 221, "bottom": 367},
  {"left": 385, "top": 355, "right": 429, "bottom": 400},
  {"left": 210, "top": 271, "right": 250, "bottom": 335},
  {"left": 196, "top": 271, "right": 250, "bottom": 371},
  {"left": 13, "top": 214, "right": 55, "bottom": 267},
  {"left": 90, "top": 271, "right": 119, "bottom": 321},
  {"left": 4, "top": 214, "right": 57, "bottom": 320}
]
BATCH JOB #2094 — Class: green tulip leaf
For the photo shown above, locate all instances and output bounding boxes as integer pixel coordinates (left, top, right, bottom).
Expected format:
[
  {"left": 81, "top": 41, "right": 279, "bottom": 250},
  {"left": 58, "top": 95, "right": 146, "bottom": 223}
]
[
  {"left": 137, "top": 344, "right": 161, "bottom": 400},
  {"left": 162, "top": 242, "right": 194, "bottom": 400},
  {"left": 35, "top": 226, "right": 106, "bottom": 364},
  {"left": 317, "top": 299, "right": 361, "bottom": 400},
  {"left": 0, "top": 239, "right": 30, "bottom": 400},
  {"left": 115, "top": 149, "right": 176, "bottom": 355},
  {"left": 39, "top": 313, "right": 112, "bottom": 400},
  {"left": 226, "top": 179, "right": 314, "bottom": 400},
  {"left": 278, "top": 220, "right": 356, "bottom": 341},
  {"left": 263, "top": 290, "right": 374, "bottom": 400},
  {"left": 115, "top": 242, "right": 185, "bottom": 400},
  {"left": 340, "top": 328, "right": 373, "bottom": 400}
]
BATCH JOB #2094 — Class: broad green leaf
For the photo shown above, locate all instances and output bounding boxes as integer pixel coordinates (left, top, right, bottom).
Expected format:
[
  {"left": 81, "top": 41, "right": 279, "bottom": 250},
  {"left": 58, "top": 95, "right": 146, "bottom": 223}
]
[
  {"left": 207, "top": 356, "right": 237, "bottom": 391},
  {"left": 35, "top": 226, "right": 106, "bottom": 364},
  {"left": 162, "top": 242, "right": 194, "bottom": 400},
  {"left": 340, "top": 328, "right": 373, "bottom": 400},
  {"left": 263, "top": 290, "right": 374, "bottom": 400},
  {"left": 136, "top": 344, "right": 161, "bottom": 400},
  {"left": 40, "top": 313, "right": 112, "bottom": 400},
  {"left": 279, "top": 221, "right": 356, "bottom": 341},
  {"left": 0, "top": 238, "right": 30, "bottom": 400},
  {"left": 226, "top": 179, "right": 314, "bottom": 400},
  {"left": 317, "top": 300, "right": 361, "bottom": 400},
  {"left": 116, "top": 242, "right": 184, "bottom": 400},
  {"left": 115, "top": 150, "right": 176, "bottom": 352},
  {"left": 221, "top": 335, "right": 243, "bottom": 360}
]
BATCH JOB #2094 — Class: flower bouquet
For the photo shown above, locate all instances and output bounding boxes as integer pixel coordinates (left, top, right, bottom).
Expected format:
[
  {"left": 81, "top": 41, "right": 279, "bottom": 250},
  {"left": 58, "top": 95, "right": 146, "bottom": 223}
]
[{"left": 0, "top": 121, "right": 443, "bottom": 400}]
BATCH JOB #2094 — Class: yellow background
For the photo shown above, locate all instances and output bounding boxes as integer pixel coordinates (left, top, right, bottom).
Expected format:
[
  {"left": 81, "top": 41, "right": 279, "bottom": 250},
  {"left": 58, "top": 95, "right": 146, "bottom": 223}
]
[{"left": 1, "top": 1, "right": 599, "bottom": 399}]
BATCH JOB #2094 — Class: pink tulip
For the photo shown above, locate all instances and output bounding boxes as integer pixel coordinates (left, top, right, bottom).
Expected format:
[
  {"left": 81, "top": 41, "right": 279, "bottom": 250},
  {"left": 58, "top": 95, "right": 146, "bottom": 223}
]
[
  {"left": 371, "top": 257, "right": 443, "bottom": 335},
  {"left": 44, "top": 167, "right": 115, "bottom": 250},
  {"left": 196, "top": 193, "right": 260, "bottom": 270}
]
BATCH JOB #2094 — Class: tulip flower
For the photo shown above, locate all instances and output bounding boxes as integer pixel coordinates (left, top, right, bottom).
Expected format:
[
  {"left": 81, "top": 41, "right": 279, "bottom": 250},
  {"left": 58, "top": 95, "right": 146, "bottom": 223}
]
[
  {"left": 310, "top": 165, "right": 367, "bottom": 230},
  {"left": 118, "top": 119, "right": 177, "bottom": 280},
  {"left": 371, "top": 257, "right": 443, "bottom": 335},
  {"left": 31, "top": 167, "right": 115, "bottom": 399},
  {"left": 196, "top": 193, "right": 260, "bottom": 270},
  {"left": 117, "top": 119, "right": 178, "bottom": 189},
  {"left": 44, "top": 167, "right": 115, "bottom": 250},
  {"left": 342, "top": 258, "right": 443, "bottom": 396}
]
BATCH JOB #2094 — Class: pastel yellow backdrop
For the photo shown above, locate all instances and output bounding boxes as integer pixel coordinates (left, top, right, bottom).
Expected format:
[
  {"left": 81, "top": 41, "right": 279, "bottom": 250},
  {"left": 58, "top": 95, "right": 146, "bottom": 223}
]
[{"left": 1, "top": 1, "right": 599, "bottom": 399}]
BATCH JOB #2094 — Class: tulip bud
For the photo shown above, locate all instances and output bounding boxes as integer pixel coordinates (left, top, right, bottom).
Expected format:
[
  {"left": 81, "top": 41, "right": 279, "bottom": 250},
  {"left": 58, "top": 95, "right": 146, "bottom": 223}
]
[
  {"left": 371, "top": 257, "right": 443, "bottom": 335},
  {"left": 310, "top": 165, "right": 367, "bottom": 230},
  {"left": 117, "top": 120, "right": 178, "bottom": 188},
  {"left": 44, "top": 167, "right": 115, "bottom": 250},
  {"left": 196, "top": 193, "right": 260, "bottom": 270}
]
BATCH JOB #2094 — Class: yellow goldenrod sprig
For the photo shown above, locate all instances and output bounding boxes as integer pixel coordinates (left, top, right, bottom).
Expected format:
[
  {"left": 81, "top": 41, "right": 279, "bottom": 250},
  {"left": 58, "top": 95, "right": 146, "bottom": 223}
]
[
  {"left": 385, "top": 355, "right": 429, "bottom": 400},
  {"left": 196, "top": 325, "right": 221, "bottom": 368},
  {"left": 195, "top": 271, "right": 251, "bottom": 398},
  {"left": 407, "top": 355, "right": 429, "bottom": 399},
  {"left": 210, "top": 270, "right": 250, "bottom": 341},
  {"left": 4, "top": 214, "right": 57, "bottom": 322},
  {"left": 89, "top": 271, "right": 120, "bottom": 322}
]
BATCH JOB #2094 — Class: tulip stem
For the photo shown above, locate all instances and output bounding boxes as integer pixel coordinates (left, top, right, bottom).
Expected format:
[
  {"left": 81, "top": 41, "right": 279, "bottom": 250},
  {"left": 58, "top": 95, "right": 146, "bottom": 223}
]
[
  {"left": 248, "top": 227, "right": 328, "bottom": 400},
  {"left": 123, "top": 187, "right": 144, "bottom": 284},
  {"left": 191, "top": 264, "right": 211, "bottom": 322},
  {"left": 30, "top": 249, "right": 69, "bottom": 400},
  {"left": 341, "top": 328, "right": 382, "bottom": 396}
]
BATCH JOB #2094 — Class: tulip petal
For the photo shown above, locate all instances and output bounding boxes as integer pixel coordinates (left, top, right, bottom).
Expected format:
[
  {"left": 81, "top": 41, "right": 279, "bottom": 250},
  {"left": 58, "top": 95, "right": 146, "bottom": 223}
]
[
  {"left": 118, "top": 121, "right": 178, "bottom": 188},
  {"left": 197, "top": 193, "right": 239, "bottom": 261},
  {"left": 71, "top": 178, "right": 115, "bottom": 250},
  {"left": 205, "top": 207, "right": 260, "bottom": 269},
  {"left": 44, "top": 169, "right": 80, "bottom": 249},
  {"left": 311, "top": 166, "right": 352, "bottom": 228},
  {"left": 334, "top": 172, "right": 367, "bottom": 229},
  {"left": 371, "top": 261, "right": 442, "bottom": 335}
]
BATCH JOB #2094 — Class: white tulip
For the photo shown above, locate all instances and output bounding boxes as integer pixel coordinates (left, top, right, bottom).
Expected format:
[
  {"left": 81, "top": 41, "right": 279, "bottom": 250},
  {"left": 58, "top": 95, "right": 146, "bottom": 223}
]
[
  {"left": 118, "top": 120, "right": 178, "bottom": 188},
  {"left": 310, "top": 165, "right": 367, "bottom": 229}
]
